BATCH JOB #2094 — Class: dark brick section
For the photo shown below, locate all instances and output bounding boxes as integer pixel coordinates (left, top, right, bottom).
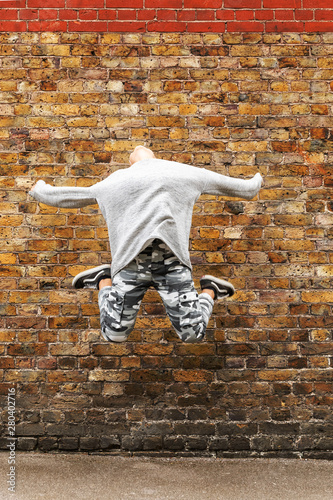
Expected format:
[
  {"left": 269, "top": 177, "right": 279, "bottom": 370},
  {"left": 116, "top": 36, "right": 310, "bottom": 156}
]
[{"left": 4, "top": 417, "right": 333, "bottom": 458}]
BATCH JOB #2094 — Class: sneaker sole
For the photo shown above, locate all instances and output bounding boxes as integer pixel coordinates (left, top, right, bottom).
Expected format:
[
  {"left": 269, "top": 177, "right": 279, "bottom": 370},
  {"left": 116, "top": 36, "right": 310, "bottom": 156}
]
[
  {"left": 72, "top": 264, "right": 111, "bottom": 289},
  {"left": 200, "top": 274, "right": 235, "bottom": 298}
]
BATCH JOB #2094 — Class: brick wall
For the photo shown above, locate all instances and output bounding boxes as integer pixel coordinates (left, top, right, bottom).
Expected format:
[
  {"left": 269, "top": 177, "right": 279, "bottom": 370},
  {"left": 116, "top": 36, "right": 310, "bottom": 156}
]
[
  {"left": 0, "top": 5, "right": 333, "bottom": 458},
  {"left": 2, "top": 1, "right": 333, "bottom": 33}
]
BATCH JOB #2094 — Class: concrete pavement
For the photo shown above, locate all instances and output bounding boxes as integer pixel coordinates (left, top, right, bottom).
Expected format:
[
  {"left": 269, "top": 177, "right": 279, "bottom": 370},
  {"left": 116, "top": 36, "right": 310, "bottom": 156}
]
[{"left": 1, "top": 452, "right": 332, "bottom": 500}]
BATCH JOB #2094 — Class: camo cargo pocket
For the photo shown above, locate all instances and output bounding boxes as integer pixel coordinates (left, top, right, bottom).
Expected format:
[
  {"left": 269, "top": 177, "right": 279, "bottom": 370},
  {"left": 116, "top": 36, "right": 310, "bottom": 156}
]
[{"left": 178, "top": 289, "right": 201, "bottom": 327}]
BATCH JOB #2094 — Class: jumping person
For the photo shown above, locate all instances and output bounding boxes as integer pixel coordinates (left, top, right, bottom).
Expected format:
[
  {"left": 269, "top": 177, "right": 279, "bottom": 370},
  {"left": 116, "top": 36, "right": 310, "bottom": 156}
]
[{"left": 29, "top": 146, "right": 262, "bottom": 343}]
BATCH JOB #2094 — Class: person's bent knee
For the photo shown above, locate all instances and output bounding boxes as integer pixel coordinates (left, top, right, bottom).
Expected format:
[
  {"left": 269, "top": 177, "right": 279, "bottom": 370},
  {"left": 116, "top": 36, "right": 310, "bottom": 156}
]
[
  {"left": 176, "top": 323, "right": 206, "bottom": 343},
  {"left": 99, "top": 287, "right": 138, "bottom": 342},
  {"left": 101, "top": 324, "right": 134, "bottom": 343}
]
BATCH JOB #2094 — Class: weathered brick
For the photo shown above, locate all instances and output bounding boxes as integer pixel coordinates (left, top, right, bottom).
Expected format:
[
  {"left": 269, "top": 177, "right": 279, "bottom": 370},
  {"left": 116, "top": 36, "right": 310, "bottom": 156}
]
[{"left": 0, "top": 28, "right": 331, "bottom": 457}]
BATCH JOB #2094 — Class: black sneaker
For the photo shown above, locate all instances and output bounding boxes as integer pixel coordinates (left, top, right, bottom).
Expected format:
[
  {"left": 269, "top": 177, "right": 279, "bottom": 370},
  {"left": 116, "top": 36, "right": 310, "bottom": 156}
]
[
  {"left": 200, "top": 275, "right": 235, "bottom": 300},
  {"left": 72, "top": 264, "right": 111, "bottom": 289}
]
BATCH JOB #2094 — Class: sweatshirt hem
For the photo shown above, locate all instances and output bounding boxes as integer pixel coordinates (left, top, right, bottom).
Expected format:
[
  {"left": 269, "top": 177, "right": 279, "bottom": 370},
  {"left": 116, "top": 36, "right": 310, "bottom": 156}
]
[{"left": 110, "top": 236, "right": 192, "bottom": 279}]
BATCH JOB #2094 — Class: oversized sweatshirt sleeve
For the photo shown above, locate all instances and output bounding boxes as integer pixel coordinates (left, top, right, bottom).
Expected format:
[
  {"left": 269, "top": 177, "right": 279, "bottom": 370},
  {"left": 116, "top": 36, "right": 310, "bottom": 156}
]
[
  {"left": 202, "top": 169, "right": 263, "bottom": 200},
  {"left": 29, "top": 180, "right": 98, "bottom": 208}
]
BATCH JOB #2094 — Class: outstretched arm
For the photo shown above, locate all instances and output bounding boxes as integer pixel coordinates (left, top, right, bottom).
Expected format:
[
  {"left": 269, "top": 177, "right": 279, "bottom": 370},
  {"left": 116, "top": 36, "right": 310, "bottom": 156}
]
[
  {"left": 202, "top": 170, "right": 263, "bottom": 200},
  {"left": 29, "top": 180, "right": 97, "bottom": 208}
]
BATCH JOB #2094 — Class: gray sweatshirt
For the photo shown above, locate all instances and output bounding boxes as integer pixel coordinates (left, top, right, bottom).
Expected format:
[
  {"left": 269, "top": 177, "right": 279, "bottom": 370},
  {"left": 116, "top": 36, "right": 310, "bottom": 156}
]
[{"left": 29, "top": 159, "right": 263, "bottom": 278}]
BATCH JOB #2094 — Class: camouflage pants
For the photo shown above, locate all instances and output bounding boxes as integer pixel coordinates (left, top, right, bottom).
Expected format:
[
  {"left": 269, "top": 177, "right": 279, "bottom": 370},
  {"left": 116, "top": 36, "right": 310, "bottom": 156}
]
[{"left": 98, "top": 239, "right": 214, "bottom": 343}]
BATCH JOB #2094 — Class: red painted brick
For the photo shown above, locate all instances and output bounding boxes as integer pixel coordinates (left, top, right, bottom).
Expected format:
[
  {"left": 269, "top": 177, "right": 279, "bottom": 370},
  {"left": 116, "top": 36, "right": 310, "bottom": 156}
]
[
  {"left": 107, "top": 21, "right": 146, "bottom": 31},
  {"left": 68, "top": 0, "right": 104, "bottom": 7},
  {"left": 265, "top": 21, "right": 304, "bottom": 32},
  {"left": 187, "top": 21, "right": 225, "bottom": 32},
  {"left": 304, "top": 0, "right": 333, "bottom": 6},
  {"left": 0, "top": 9, "right": 18, "bottom": 19},
  {"left": 19, "top": 9, "right": 38, "bottom": 20},
  {"left": 255, "top": 10, "right": 274, "bottom": 20},
  {"left": 184, "top": 0, "right": 222, "bottom": 7},
  {"left": 118, "top": 10, "right": 138, "bottom": 20},
  {"left": 225, "top": 0, "right": 261, "bottom": 7},
  {"left": 146, "top": 0, "right": 182, "bottom": 7},
  {"left": 106, "top": 0, "right": 143, "bottom": 7},
  {"left": 0, "top": 20, "right": 26, "bottom": 31},
  {"left": 315, "top": 10, "right": 333, "bottom": 21},
  {"left": 137, "top": 10, "right": 156, "bottom": 20},
  {"left": 147, "top": 21, "right": 186, "bottom": 32},
  {"left": 216, "top": 10, "right": 234, "bottom": 20},
  {"left": 305, "top": 22, "right": 333, "bottom": 31},
  {"left": 178, "top": 10, "right": 196, "bottom": 21},
  {"left": 28, "top": 20, "right": 67, "bottom": 31},
  {"left": 28, "top": 0, "right": 65, "bottom": 7},
  {"left": 68, "top": 21, "right": 108, "bottom": 31},
  {"left": 263, "top": 0, "right": 301, "bottom": 6},
  {"left": 59, "top": 9, "right": 77, "bottom": 20},
  {"left": 236, "top": 10, "right": 255, "bottom": 21},
  {"left": 275, "top": 10, "right": 295, "bottom": 21},
  {"left": 39, "top": 10, "right": 59, "bottom": 21},
  {"left": 0, "top": 0, "right": 25, "bottom": 6},
  {"left": 295, "top": 10, "right": 314, "bottom": 21},
  {"left": 79, "top": 10, "right": 98, "bottom": 21},
  {"left": 157, "top": 10, "right": 176, "bottom": 21},
  {"left": 0, "top": 4, "right": 330, "bottom": 33},
  {"left": 227, "top": 21, "right": 264, "bottom": 32},
  {"left": 197, "top": 11, "right": 215, "bottom": 20},
  {"left": 98, "top": 10, "right": 117, "bottom": 20}
]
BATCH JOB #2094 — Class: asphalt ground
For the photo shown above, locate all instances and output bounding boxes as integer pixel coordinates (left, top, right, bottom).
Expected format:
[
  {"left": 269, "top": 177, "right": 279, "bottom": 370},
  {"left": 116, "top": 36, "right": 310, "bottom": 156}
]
[{"left": 1, "top": 453, "right": 332, "bottom": 500}]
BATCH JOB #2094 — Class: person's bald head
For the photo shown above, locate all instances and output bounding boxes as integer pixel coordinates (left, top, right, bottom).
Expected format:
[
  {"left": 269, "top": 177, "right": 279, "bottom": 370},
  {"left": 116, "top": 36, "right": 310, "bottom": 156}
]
[{"left": 129, "top": 145, "right": 155, "bottom": 165}]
